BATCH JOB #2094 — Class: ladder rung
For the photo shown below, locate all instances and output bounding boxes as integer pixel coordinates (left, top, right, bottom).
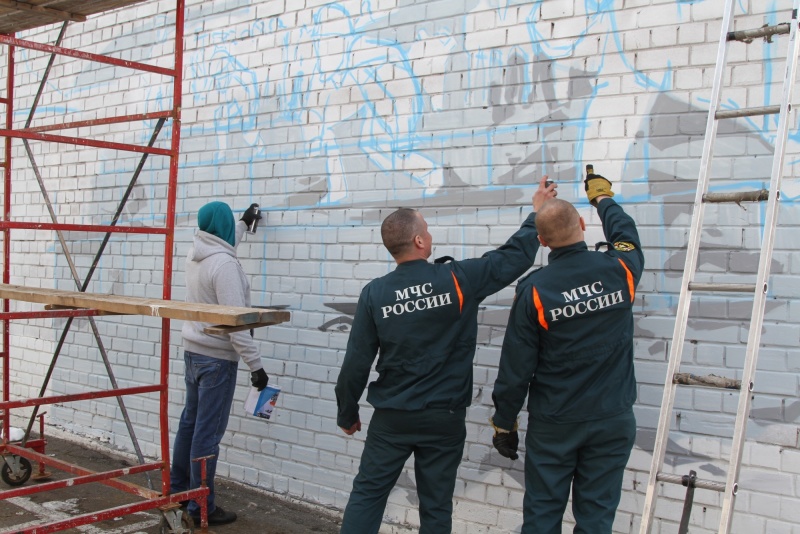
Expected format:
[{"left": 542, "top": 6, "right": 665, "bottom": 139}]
[
  {"left": 688, "top": 282, "right": 756, "bottom": 292},
  {"left": 727, "top": 22, "right": 791, "bottom": 43},
  {"left": 715, "top": 105, "right": 781, "bottom": 119},
  {"left": 673, "top": 372, "right": 742, "bottom": 390},
  {"left": 703, "top": 189, "right": 768, "bottom": 203},
  {"left": 657, "top": 472, "right": 727, "bottom": 492}
]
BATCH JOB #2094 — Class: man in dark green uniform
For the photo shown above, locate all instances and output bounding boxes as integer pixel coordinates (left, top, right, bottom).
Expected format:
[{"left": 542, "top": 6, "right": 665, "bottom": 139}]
[
  {"left": 490, "top": 168, "right": 644, "bottom": 533},
  {"left": 335, "top": 177, "right": 557, "bottom": 534}
]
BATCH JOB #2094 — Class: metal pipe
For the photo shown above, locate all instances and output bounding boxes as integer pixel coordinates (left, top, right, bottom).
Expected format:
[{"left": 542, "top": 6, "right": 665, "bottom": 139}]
[
  {"left": 727, "top": 23, "right": 790, "bottom": 42},
  {"left": 3, "top": 442, "right": 159, "bottom": 499},
  {"left": 1, "top": 35, "right": 13, "bottom": 449},
  {"left": 656, "top": 472, "right": 726, "bottom": 492},
  {"left": 22, "top": 110, "right": 173, "bottom": 133},
  {"left": 0, "top": 384, "right": 162, "bottom": 409},
  {"left": 0, "top": 128, "right": 172, "bottom": 155},
  {"left": 0, "top": 221, "right": 170, "bottom": 234},
  {"left": 0, "top": 461, "right": 158, "bottom": 499},
  {"left": 0, "top": 34, "right": 176, "bottom": 77},
  {"left": 4, "top": 489, "right": 209, "bottom": 534},
  {"left": 161, "top": 0, "right": 186, "bottom": 497}
]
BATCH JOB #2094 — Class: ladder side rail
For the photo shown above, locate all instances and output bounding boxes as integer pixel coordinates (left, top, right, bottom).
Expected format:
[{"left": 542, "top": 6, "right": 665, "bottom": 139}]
[
  {"left": 638, "top": 2, "right": 739, "bottom": 531},
  {"left": 717, "top": 6, "right": 800, "bottom": 532}
]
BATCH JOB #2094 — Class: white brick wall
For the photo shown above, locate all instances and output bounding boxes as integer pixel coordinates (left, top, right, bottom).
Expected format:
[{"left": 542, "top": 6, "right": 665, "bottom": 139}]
[{"left": 4, "top": 0, "right": 800, "bottom": 532}]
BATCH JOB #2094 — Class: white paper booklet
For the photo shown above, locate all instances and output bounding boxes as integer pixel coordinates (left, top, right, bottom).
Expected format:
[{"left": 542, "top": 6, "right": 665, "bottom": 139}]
[{"left": 243, "top": 385, "right": 281, "bottom": 420}]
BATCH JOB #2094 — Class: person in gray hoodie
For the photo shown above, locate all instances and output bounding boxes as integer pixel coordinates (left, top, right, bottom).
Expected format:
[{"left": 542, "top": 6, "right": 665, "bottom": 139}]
[{"left": 170, "top": 201, "right": 267, "bottom": 527}]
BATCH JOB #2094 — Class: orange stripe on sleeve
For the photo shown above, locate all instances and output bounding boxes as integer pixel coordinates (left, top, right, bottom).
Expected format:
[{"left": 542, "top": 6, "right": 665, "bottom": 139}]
[
  {"left": 533, "top": 287, "right": 548, "bottom": 330},
  {"left": 451, "top": 271, "right": 464, "bottom": 313},
  {"left": 618, "top": 258, "right": 635, "bottom": 302}
]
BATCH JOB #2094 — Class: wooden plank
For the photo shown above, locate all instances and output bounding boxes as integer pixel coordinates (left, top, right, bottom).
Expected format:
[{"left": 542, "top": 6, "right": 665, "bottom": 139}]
[
  {"left": 0, "top": 0, "right": 88, "bottom": 24},
  {"left": 45, "top": 304, "right": 124, "bottom": 316},
  {"left": 203, "top": 315, "right": 291, "bottom": 335},
  {"left": 0, "top": 0, "right": 148, "bottom": 35},
  {"left": 0, "top": 284, "right": 289, "bottom": 327}
]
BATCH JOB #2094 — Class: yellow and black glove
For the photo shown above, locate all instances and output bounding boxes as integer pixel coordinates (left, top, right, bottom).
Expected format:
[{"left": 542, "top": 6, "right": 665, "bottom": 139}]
[
  {"left": 584, "top": 164, "right": 614, "bottom": 205},
  {"left": 490, "top": 417, "right": 519, "bottom": 460},
  {"left": 492, "top": 432, "right": 519, "bottom": 460}
]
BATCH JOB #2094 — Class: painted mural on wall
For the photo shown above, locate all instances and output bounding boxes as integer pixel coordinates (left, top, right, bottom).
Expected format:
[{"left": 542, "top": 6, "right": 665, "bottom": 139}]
[
  {"left": 267, "top": 1, "right": 799, "bottom": 353},
  {"left": 199, "top": 0, "right": 797, "bottom": 509},
  {"left": 12, "top": 0, "right": 799, "bottom": 528},
  {"left": 59, "top": 0, "right": 796, "bottom": 474}
]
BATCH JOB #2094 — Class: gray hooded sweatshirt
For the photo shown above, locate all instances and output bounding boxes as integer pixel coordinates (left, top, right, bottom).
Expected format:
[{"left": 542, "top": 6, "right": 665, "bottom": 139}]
[{"left": 181, "top": 221, "right": 262, "bottom": 372}]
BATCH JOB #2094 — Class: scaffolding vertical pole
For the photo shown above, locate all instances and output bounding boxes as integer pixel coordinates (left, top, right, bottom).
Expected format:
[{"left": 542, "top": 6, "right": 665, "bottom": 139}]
[
  {"left": 160, "top": 0, "right": 186, "bottom": 497},
  {"left": 2, "top": 37, "right": 13, "bottom": 444}
]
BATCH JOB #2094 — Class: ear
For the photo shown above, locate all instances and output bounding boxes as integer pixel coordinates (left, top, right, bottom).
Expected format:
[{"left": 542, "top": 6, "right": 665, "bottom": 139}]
[
  {"left": 538, "top": 235, "right": 547, "bottom": 247},
  {"left": 579, "top": 217, "right": 586, "bottom": 231},
  {"left": 414, "top": 235, "right": 424, "bottom": 249}
]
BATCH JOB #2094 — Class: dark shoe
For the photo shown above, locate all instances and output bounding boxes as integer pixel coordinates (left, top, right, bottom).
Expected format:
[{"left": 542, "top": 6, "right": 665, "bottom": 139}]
[{"left": 192, "top": 506, "right": 237, "bottom": 527}]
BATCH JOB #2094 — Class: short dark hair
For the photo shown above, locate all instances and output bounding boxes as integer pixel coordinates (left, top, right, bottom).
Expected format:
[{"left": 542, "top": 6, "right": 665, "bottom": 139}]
[
  {"left": 537, "top": 199, "right": 581, "bottom": 247},
  {"left": 381, "top": 208, "right": 421, "bottom": 256}
]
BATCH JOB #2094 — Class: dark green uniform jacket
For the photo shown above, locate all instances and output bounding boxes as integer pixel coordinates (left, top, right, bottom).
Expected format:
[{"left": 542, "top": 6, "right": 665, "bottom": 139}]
[
  {"left": 492, "top": 198, "right": 644, "bottom": 429},
  {"left": 336, "top": 213, "right": 540, "bottom": 429}
]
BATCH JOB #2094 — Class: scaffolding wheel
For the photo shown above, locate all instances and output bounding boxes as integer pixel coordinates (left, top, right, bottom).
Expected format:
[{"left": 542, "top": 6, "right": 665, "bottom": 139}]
[
  {"left": 159, "top": 509, "right": 194, "bottom": 534},
  {"left": 1, "top": 456, "right": 32, "bottom": 486}
]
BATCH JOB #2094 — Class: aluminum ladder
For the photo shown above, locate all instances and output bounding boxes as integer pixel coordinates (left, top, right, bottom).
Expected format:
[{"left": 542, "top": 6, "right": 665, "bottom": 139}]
[{"left": 639, "top": 2, "right": 800, "bottom": 533}]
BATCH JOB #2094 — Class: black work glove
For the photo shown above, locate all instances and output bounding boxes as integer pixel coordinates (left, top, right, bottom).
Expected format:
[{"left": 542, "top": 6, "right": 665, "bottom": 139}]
[
  {"left": 584, "top": 165, "right": 614, "bottom": 205},
  {"left": 240, "top": 203, "right": 262, "bottom": 226},
  {"left": 250, "top": 368, "right": 269, "bottom": 391},
  {"left": 492, "top": 431, "right": 519, "bottom": 460}
]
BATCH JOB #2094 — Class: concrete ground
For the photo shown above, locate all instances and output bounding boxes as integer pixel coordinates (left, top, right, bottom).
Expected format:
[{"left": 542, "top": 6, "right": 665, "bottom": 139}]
[{"left": 0, "top": 431, "right": 342, "bottom": 533}]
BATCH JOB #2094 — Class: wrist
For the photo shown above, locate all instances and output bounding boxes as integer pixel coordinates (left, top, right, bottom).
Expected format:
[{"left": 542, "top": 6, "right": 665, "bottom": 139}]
[
  {"left": 489, "top": 416, "right": 518, "bottom": 434},
  {"left": 592, "top": 195, "right": 611, "bottom": 206}
]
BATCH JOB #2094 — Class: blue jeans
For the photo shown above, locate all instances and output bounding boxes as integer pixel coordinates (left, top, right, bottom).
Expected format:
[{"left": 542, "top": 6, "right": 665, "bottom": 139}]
[
  {"left": 340, "top": 408, "right": 467, "bottom": 534},
  {"left": 170, "top": 351, "right": 238, "bottom": 516}
]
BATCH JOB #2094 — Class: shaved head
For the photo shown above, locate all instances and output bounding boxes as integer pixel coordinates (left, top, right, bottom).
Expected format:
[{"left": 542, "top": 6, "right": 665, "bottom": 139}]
[
  {"left": 381, "top": 208, "right": 424, "bottom": 256},
  {"left": 536, "top": 199, "right": 583, "bottom": 248}
]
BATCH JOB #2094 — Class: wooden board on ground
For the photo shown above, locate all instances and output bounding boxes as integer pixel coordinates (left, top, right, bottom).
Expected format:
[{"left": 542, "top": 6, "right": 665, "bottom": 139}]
[{"left": 0, "top": 284, "right": 290, "bottom": 328}]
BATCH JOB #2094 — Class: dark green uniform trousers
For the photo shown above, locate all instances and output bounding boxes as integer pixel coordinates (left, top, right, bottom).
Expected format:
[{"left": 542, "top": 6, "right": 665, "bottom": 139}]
[
  {"left": 522, "top": 410, "right": 636, "bottom": 534},
  {"left": 340, "top": 407, "right": 467, "bottom": 534}
]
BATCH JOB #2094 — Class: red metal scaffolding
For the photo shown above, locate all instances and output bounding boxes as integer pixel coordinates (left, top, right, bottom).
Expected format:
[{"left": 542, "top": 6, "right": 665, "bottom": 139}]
[{"left": 0, "top": 1, "right": 207, "bottom": 532}]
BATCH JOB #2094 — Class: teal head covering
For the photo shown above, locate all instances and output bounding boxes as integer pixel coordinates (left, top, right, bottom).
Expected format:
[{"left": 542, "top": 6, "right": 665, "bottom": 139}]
[{"left": 197, "top": 201, "right": 235, "bottom": 246}]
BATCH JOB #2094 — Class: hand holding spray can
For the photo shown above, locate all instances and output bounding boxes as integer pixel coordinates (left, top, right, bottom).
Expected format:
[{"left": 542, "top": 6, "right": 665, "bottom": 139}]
[{"left": 242, "top": 203, "right": 261, "bottom": 235}]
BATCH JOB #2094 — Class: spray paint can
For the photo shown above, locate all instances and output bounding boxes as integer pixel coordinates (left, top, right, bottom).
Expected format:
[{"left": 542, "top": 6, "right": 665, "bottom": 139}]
[{"left": 246, "top": 206, "right": 260, "bottom": 235}]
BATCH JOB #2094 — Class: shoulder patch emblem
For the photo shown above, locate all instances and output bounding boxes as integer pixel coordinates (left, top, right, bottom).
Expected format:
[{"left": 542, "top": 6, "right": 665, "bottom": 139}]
[{"left": 613, "top": 241, "right": 635, "bottom": 252}]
